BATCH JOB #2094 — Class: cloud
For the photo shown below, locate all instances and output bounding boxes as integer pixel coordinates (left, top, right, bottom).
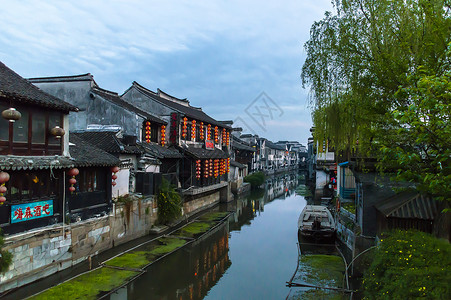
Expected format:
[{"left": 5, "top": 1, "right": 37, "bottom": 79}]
[{"left": 0, "top": 0, "right": 332, "bottom": 144}]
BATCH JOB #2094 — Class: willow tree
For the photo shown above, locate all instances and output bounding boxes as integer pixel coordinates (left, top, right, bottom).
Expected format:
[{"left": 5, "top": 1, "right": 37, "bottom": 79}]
[{"left": 302, "top": 0, "right": 451, "bottom": 199}]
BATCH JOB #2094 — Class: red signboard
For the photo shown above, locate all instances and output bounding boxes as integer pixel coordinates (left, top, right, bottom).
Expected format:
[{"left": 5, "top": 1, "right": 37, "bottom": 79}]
[{"left": 205, "top": 140, "right": 214, "bottom": 150}]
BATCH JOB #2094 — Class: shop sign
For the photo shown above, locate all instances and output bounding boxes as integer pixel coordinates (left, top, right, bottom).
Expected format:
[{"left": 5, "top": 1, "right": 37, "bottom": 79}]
[{"left": 11, "top": 200, "right": 53, "bottom": 223}]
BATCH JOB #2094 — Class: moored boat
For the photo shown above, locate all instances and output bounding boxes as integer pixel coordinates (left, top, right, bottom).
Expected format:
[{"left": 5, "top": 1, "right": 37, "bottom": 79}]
[{"left": 298, "top": 205, "right": 335, "bottom": 240}]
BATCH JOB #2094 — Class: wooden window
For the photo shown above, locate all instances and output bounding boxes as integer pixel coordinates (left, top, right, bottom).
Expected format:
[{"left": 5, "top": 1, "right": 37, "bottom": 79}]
[
  {"left": 13, "top": 111, "right": 28, "bottom": 143},
  {"left": 0, "top": 104, "right": 8, "bottom": 141},
  {"left": 79, "top": 169, "right": 101, "bottom": 193},
  {"left": 0, "top": 103, "right": 63, "bottom": 155},
  {"left": 32, "top": 113, "right": 46, "bottom": 144},
  {"left": 151, "top": 124, "right": 159, "bottom": 143},
  {"left": 6, "top": 170, "right": 59, "bottom": 203}
]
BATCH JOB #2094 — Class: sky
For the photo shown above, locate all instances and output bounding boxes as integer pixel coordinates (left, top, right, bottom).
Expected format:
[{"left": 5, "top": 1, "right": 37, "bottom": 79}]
[{"left": 0, "top": 0, "right": 333, "bottom": 146}]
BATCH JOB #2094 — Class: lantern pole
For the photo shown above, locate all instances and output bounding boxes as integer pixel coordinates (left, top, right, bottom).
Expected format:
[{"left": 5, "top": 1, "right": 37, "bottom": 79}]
[{"left": 62, "top": 170, "right": 66, "bottom": 238}]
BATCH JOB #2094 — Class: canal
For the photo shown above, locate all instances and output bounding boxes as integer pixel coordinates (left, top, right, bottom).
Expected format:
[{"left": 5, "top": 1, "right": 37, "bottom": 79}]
[{"left": 107, "top": 174, "right": 312, "bottom": 299}]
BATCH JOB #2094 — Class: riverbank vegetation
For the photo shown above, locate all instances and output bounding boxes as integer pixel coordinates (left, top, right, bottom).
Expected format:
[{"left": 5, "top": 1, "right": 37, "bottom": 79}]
[
  {"left": 28, "top": 211, "right": 229, "bottom": 299},
  {"left": 362, "top": 230, "right": 451, "bottom": 299},
  {"left": 30, "top": 267, "right": 139, "bottom": 300},
  {"left": 244, "top": 172, "right": 265, "bottom": 188},
  {"left": 0, "top": 229, "right": 12, "bottom": 273},
  {"left": 302, "top": 0, "right": 451, "bottom": 200},
  {"left": 157, "top": 179, "right": 182, "bottom": 224},
  {"left": 105, "top": 236, "right": 187, "bottom": 269},
  {"left": 289, "top": 254, "right": 347, "bottom": 299}
]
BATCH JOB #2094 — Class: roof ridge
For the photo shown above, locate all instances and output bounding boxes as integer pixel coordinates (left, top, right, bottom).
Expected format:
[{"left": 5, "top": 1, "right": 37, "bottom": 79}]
[
  {"left": 28, "top": 73, "right": 93, "bottom": 81},
  {"left": 157, "top": 88, "right": 189, "bottom": 103},
  {"left": 92, "top": 86, "right": 119, "bottom": 96}
]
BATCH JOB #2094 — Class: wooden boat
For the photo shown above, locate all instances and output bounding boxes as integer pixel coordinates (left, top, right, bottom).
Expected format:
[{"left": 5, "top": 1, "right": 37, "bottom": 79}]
[{"left": 298, "top": 205, "right": 335, "bottom": 240}]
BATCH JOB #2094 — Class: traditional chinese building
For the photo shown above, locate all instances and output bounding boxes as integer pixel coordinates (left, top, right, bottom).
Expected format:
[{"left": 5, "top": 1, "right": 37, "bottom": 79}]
[
  {"left": 29, "top": 75, "right": 180, "bottom": 197},
  {"left": 122, "top": 82, "right": 233, "bottom": 208},
  {"left": 0, "top": 61, "right": 79, "bottom": 234}
]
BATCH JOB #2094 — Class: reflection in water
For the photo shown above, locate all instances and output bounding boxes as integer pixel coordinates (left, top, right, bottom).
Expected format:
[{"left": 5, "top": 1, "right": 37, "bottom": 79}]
[
  {"left": 108, "top": 172, "right": 302, "bottom": 300},
  {"left": 110, "top": 223, "right": 231, "bottom": 300}
]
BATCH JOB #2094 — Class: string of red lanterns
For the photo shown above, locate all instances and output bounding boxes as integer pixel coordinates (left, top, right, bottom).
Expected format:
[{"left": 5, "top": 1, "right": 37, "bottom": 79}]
[
  {"left": 199, "top": 122, "right": 204, "bottom": 140},
  {"left": 207, "top": 124, "right": 211, "bottom": 140},
  {"left": 195, "top": 160, "right": 201, "bottom": 179},
  {"left": 67, "top": 168, "right": 79, "bottom": 193},
  {"left": 209, "top": 159, "right": 213, "bottom": 177},
  {"left": 226, "top": 158, "right": 230, "bottom": 173},
  {"left": 191, "top": 119, "right": 196, "bottom": 140},
  {"left": 0, "top": 171, "right": 10, "bottom": 205},
  {"left": 145, "top": 121, "right": 151, "bottom": 143},
  {"left": 226, "top": 132, "right": 230, "bottom": 146},
  {"left": 160, "top": 125, "right": 166, "bottom": 146},
  {"left": 214, "top": 126, "right": 218, "bottom": 143},
  {"left": 182, "top": 117, "right": 188, "bottom": 138},
  {"left": 204, "top": 159, "right": 209, "bottom": 178},
  {"left": 222, "top": 128, "right": 226, "bottom": 145},
  {"left": 214, "top": 159, "right": 219, "bottom": 178},
  {"left": 111, "top": 166, "right": 119, "bottom": 187}
]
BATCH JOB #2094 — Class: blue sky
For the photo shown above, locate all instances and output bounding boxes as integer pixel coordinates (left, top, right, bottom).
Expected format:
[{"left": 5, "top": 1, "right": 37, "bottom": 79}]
[{"left": 0, "top": 0, "right": 332, "bottom": 145}]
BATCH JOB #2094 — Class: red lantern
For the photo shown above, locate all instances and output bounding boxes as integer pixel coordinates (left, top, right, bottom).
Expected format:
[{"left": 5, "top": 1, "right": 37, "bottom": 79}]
[
  {"left": 112, "top": 174, "right": 118, "bottom": 180},
  {"left": 69, "top": 186, "right": 76, "bottom": 192},
  {"left": 0, "top": 196, "right": 6, "bottom": 203},
  {"left": 0, "top": 185, "right": 7, "bottom": 193},
  {"left": 0, "top": 171, "right": 10, "bottom": 184},
  {"left": 67, "top": 168, "right": 79, "bottom": 177},
  {"left": 111, "top": 166, "right": 120, "bottom": 173},
  {"left": 69, "top": 178, "right": 77, "bottom": 185},
  {"left": 112, "top": 181, "right": 117, "bottom": 186}
]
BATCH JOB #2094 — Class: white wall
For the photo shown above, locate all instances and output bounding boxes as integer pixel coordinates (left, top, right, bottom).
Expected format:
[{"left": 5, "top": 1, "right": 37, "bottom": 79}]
[
  {"left": 112, "top": 168, "right": 130, "bottom": 199},
  {"left": 316, "top": 170, "right": 328, "bottom": 190}
]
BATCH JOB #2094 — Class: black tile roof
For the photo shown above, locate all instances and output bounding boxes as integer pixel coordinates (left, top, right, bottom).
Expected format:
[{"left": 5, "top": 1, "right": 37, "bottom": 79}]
[
  {"left": 0, "top": 61, "right": 78, "bottom": 112},
  {"left": 374, "top": 190, "right": 438, "bottom": 220},
  {"left": 138, "top": 142, "right": 183, "bottom": 159},
  {"left": 177, "top": 145, "right": 229, "bottom": 159},
  {"left": 92, "top": 87, "right": 166, "bottom": 125},
  {"left": 127, "top": 82, "right": 230, "bottom": 128},
  {"left": 69, "top": 135, "right": 121, "bottom": 167},
  {"left": 0, "top": 155, "right": 75, "bottom": 170},
  {"left": 232, "top": 135, "right": 256, "bottom": 152},
  {"left": 72, "top": 131, "right": 142, "bottom": 154},
  {"left": 230, "top": 160, "right": 247, "bottom": 169},
  {"left": 265, "top": 139, "right": 286, "bottom": 151}
]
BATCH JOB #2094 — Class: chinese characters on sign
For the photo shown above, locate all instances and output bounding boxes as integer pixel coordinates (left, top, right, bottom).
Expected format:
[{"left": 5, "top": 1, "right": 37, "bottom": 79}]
[{"left": 11, "top": 200, "right": 53, "bottom": 223}]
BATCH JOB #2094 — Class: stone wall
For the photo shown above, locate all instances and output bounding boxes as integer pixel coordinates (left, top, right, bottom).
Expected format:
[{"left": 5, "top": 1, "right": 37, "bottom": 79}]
[
  {"left": 0, "top": 197, "right": 157, "bottom": 292},
  {"left": 183, "top": 191, "right": 220, "bottom": 217}
]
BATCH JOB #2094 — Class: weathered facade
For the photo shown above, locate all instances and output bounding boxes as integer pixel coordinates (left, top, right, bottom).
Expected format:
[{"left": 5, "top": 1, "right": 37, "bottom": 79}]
[{"left": 122, "top": 82, "right": 233, "bottom": 206}]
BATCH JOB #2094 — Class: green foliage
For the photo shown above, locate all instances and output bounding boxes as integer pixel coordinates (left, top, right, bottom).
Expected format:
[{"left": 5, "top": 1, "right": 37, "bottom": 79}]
[
  {"left": 376, "top": 60, "right": 451, "bottom": 200},
  {"left": 157, "top": 179, "right": 182, "bottom": 224},
  {"left": 362, "top": 230, "right": 451, "bottom": 299},
  {"left": 244, "top": 172, "right": 265, "bottom": 188},
  {"left": 30, "top": 267, "right": 138, "bottom": 300},
  {"left": 173, "top": 221, "right": 211, "bottom": 238},
  {"left": 115, "top": 194, "right": 135, "bottom": 204},
  {"left": 105, "top": 237, "right": 186, "bottom": 269},
  {"left": 302, "top": 0, "right": 451, "bottom": 199},
  {"left": 0, "top": 229, "right": 12, "bottom": 273}
]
